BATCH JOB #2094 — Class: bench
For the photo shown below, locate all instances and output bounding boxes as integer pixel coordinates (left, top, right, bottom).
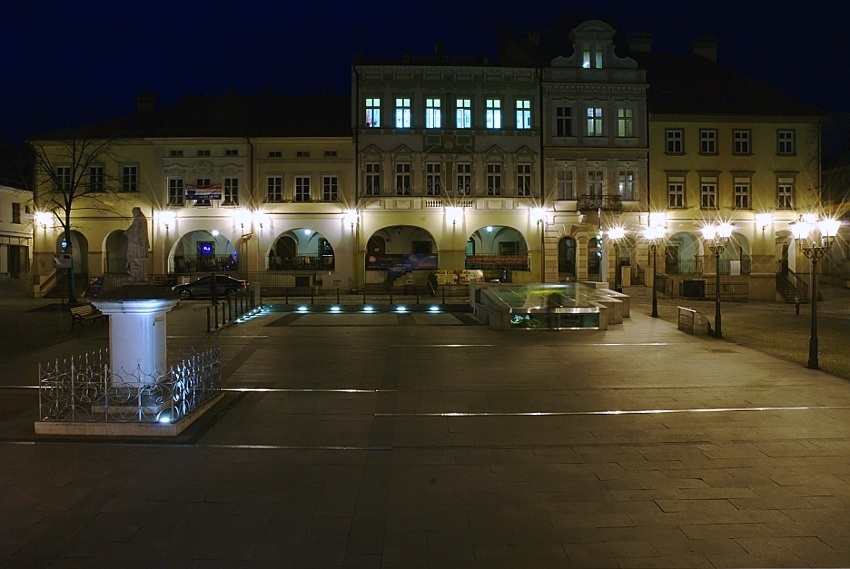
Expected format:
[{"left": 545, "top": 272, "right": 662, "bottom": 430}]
[
  {"left": 677, "top": 306, "right": 711, "bottom": 335},
  {"left": 70, "top": 304, "right": 107, "bottom": 329}
]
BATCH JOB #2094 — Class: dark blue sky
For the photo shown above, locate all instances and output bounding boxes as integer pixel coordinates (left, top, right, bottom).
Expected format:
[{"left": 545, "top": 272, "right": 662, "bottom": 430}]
[{"left": 2, "top": 0, "right": 847, "bottom": 143}]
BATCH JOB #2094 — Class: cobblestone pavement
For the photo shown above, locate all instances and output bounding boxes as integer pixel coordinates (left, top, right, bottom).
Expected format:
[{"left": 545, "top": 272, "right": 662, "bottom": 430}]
[{"left": 1, "top": 278, "right": 849, "bottom": 568}]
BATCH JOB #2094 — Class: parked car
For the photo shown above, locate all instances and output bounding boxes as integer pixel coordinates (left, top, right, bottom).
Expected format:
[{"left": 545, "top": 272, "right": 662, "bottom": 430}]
[{"left": 172, "top": 274, "right": 248, "bottom": 300}]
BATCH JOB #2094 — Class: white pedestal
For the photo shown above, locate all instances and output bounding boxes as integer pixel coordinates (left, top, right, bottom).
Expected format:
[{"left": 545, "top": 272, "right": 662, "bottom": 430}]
[{"left": 92, "top": 296, "right": 178, "bottom": 385}]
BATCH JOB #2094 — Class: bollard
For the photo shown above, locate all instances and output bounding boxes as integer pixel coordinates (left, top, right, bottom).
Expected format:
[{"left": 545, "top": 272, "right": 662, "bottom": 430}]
[
  {"left": 442, "top": 286, "right": 446, "bottom": 305},
  {"left": 337, "top": 287, "right": 340, "bottom": 304},
  {"left": 214, "top": 303, "right": 220, "bottom": 329},
  {"left": 207, "top": 306, "right": 211, "bottom": 332},
  {"left": 363, "top": 290, "right": 367, "bottom": 304},
  {"left": 795, "top": 296, "right": 800, "bottom": 316}
]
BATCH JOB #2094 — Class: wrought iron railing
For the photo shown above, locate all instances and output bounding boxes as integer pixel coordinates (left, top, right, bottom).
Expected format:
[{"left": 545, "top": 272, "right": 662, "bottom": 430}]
[
  {"left": 577, "top": 194, "right": 623, "bottom": 212},
  {"left": 38, "top": 348, "right": 221, "bottom": 424}
]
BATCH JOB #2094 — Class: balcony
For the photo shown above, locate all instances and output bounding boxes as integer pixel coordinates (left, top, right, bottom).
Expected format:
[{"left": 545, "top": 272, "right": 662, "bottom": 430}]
[{"left": 578, "top": 194, "right": 623, "bottom": 213}]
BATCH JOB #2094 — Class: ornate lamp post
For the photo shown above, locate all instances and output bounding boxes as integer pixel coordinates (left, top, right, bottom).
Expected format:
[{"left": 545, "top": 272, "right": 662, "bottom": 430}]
[
  {"left": 643, "top": 223, "right": 666, "bottom": 318},
  {"left": 700, "top": 222, "right": 733, "bottom": 339},
  {"left": 791, "top": 215, "right": 840, "bottom": 369},
  {"left": 608, "top": 226, "right": 626, "bottom": 292}
]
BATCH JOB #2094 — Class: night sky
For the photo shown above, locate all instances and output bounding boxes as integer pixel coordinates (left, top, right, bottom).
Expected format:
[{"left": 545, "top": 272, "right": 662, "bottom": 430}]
[{"left": 2, "top": 0, "right": 848, "bottom": 143}]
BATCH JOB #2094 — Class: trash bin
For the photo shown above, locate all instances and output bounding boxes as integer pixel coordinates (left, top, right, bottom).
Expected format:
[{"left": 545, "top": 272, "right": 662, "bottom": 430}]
[{"left": 682, "top": 279, "right": 705, "bottom": 299}]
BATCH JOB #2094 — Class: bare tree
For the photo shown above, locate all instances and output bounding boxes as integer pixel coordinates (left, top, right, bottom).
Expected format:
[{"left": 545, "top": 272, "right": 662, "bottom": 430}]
[{"left": 31, "top": 133, "right": 120, "bottom": 302}]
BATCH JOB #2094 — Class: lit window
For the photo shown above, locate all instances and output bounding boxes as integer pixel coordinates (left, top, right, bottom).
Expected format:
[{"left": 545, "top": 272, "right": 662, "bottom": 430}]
[
  {"left": 322, "top": 175, "right": 339, "bottom": 201},
  {"left": 122, "top": 165, "right": 138, "bottom": 192},
  {"left": 395, "top": 98, "right": 411, "bottom": 128},
  {"left": 295, "top": 176, "right": 311, "bottom": 202},
  {"left": 700, "top": 129, "right": 717, "bottom": 154},
  {"left": 426, "top": 163, "right": 441, "bottom": 196},
  {"left": 485, "top": 99, "right": 501, "bottom": 129},
  {"left": 487, "top": 164, "right": 501, "bottom": 195},
  {"left": 582, "top": 47, "right": 603, "bottom": 68},
  {"left": 617, "top": 108, "right": 634, "bottom": 137},
  {"left": 666, "top": 129, "right": 684, "bottom": 154},
  {"left": 456, "top": 163, "right": 471, "bottom": 195},
  {"left": 365, "top": 98, "right": 381, "bottom": 128},
  {"left": 395, "top": 163, "right": 411, "bottom": 195},
  {"left": 266, "top": 176, "right": 283, "bottom": 202},
  {"left": 223, "top": 178, "right": 239, "bottom": 206},
  {"left": 88, "top": 165, "right": 104, "bottom": 192},
  {"left": 516, "top": 164, "right": 531, "bottom": 196},
  {"left": 667, "top": 177, "right": 684, "bottom": 208},
  {"left": 733, "top": 130, "right": 751, "bottom": 154},
  {"left": 426, "top": 98, "right": 442, "bottom": 129},
  {"left": 777, "top": 130, "right": 795, "bottom": 155},
  {"left": 456, "top": 99, "right": 471, "bottom": 128},
  {"left": 586, "top": 107, "right": 603, "bottom": 136},
  {"left": 618, "top": 171, "right": 634, "bottom": 200},
  {"left": 778, "top": 178, "right": 793, "bottom": 209},
  {"left": 515, "top": 99, "right": 531, "bottom": 129},
  {"left": 168, "top": 178, "right": 185, "bottom": 206}
]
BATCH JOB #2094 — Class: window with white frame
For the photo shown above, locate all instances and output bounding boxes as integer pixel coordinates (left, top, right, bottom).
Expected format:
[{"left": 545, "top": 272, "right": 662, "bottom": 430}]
[
  {"left": 168, "top": 178, "right": 185, "bottom": 206},
  {"left": 582, "top": 47, "right": 603, "bottom": 68},
  {"left": 295, "top": 176, "right": 311, "bottom": 202},
  {"left": 700, "top": 177, "right": 717, "bottom": 209},
  {"left": 456, "top": 162, "right": 471, "bottom": 195},
  {"left": 365, "top": 162, "right": 381, "bottom": 196},
  {"left": 122, "top": 165, "right": 138, "bottom": 192},
  {"left": 395, "top": 98, "right": 411, "bottom": 128},
  {"left": 556, "top": 166, "right": 574, "bottom": 200},
  {"left": 777, "top": 130, "right": 795, "bottom": 155},
  {"left": 425, "top": 98, "right": 441, "bottom": 129},
  {"left": 617, "top": 108, "right": 634, "bottom": 137},
  {"left": 485, "top": 99, "right": 501, "bottom": 129},
  {"left": 88, "top": 165, "right": 104, "bottom": 192},
  {"left": 733, "top": 130, "right": 751, "bottom": 154},
  {"left": 777, "top": 178, "right": 794, "bottom": 209},
  {"left": 618, "top": 170, "right": 635, "bottom": 200},
  {"left": 666, "top": 129, "right": 683, "bottom": 154},
  {"left": 426, "top": 163, "right": 441, "bottom": 196},
  {"left": 223, "top": 178, "right": 239, "bottom": 205},
  {"left": 556, "top": 105, "right": 572, "bottom": 137},
  {"left": 194, "top": 178, "right": 211, "bottom": 207},
  {"left": 322, "top": 175, "right": 339, "bottom": 201},
  {"left": 395, "top": 163, "right": 411, "bottom": 195},
  {"left": 516, "top": 99, "right": 531, "bottom": 129},
  {"left": 586, "top": 107, "right": 603, "bottom": 136},
  {"left": 456, "top": 99, "right": 471, "bottom": 128},
  {"left": 700, "top": 129, "right": 717, "bottom": 154},
  {"left": 486, "top": 163, "right": 502, "bottom": 195},
  {"left": 266, "top": 176, "right": 283, "bottom": 202},
  {"left": 365, "top": 98, "right": 381, "bottom": 128},
  {"left": 734, "top": 178, "right": 751, "bottom": 209},
  {"left": 667, "top": 177, "right": 685, "bottom": 208},
  {"left": 516, "top": 164, "right": 531, "bottom": 196},
  {"left": 587, "top": 170, "right": 603, "bottom": 196}
]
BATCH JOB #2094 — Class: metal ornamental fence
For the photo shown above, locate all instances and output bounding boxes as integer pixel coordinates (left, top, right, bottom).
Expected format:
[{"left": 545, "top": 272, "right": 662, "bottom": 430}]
[{"left": 38, "top": 348, "right": 221, "bottom": 424}]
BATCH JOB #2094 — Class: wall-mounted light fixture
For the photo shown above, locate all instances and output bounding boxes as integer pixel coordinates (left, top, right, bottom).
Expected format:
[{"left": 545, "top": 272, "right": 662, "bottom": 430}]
[
  {"left": 445, "top": 206, "right": 463, "bottom": 226},
  {"left": 756, "top": 213, "right": 773, "bottom": 233},
  {"left": 34, "top": 211, "right": 52, "bottom": 229},
  {"left": 158, "top": 210, "right": 176, "bottom": 231}
]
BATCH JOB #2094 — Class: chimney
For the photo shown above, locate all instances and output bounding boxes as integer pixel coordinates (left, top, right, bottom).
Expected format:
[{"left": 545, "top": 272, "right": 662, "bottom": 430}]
[
  {"left": 627, "top": 32, "right": 652, "bottom": 53},
  {"left": 692, "top": 37, "right": 717, "bottom": 62},
  {"left": 136, "top": 92, "right": 157, "bottom": 113}
]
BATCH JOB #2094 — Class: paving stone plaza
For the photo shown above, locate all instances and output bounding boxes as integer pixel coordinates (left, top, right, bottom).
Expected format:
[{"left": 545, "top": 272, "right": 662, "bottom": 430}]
[{"left": 1, "top": 284, "right": 849, "bottom": 568}]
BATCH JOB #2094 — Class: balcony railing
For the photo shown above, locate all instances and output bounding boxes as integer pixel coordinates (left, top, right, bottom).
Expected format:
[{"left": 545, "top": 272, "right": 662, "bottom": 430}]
[{"left": 578, "top": 194, "right": 623, "bottom": 212}]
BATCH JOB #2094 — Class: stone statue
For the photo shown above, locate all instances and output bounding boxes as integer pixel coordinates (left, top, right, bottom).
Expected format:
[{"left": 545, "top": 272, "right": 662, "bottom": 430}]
[{"left": 125, "top": 207, "right": 149, "bottom": 282}]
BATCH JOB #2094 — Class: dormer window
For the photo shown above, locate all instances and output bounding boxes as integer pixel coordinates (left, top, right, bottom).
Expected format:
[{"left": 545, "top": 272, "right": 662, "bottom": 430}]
[{"left": 582, "top": 47, "right": 603, "bottom": 68}]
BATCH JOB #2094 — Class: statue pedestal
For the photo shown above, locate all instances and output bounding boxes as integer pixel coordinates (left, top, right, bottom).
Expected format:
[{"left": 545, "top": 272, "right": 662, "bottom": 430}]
[{"left": 92, "top": 286, "right": 179, "bottom": 385}]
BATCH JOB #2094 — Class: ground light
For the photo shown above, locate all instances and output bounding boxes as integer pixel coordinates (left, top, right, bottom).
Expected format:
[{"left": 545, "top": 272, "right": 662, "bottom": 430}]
[
  {"left": 363, "top": 305, "right": 374, "bottom": 313},
  {"left": 396, "top": 305, "right": 407, "bottom": 313},
  {"left": 297, "top": 305, "right": 308, "bottom": 312},
  {"left": 429, "top": 305, "right": 440, "bottom": 312},
  {"left": 330, "top": 306, "right": 341, "bottom": 313}
]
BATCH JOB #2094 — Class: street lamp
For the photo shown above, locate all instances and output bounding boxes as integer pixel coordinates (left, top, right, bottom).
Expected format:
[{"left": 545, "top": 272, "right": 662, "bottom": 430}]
[
  {"left": 607, "top": 226, "right": 626, "bottom": 292},
  {"left": 643, "top": 223, "right": 666, "bottom": 318},
  {"left": 700, "top": 222, "right": 733, "bottom": 339},
  {"left": 791, "top": 215, "right": 840, "bottom": 369}
]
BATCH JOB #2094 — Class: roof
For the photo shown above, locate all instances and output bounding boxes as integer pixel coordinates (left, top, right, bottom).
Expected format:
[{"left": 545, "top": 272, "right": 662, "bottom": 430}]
[
  {"left": 32, "top": 92, "right": 353, "bottom": 141},
  {"left": 630, "top": 52, "right": 827, "bottom": 118}
]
